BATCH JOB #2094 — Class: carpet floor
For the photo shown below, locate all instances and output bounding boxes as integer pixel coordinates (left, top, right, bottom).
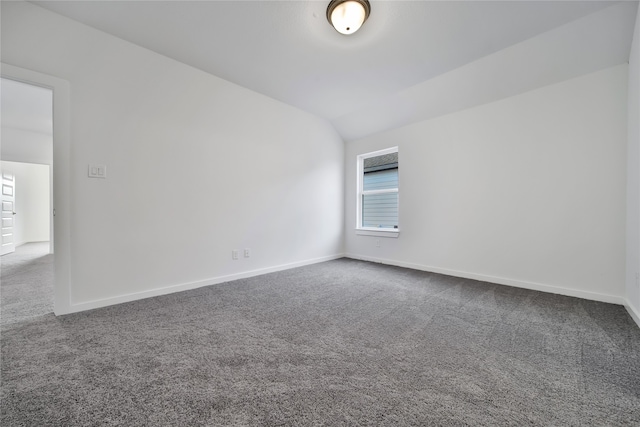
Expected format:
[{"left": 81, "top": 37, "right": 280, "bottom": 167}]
[
  {"left": 1, "top": 242, "right": 53, "bottom": 326},
  {"left": 1, "top": 256, "right": 639, "bottom": 426}
]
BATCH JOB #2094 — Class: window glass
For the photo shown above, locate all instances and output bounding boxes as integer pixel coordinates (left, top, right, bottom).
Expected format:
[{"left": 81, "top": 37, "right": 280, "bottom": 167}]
[
  {"left": 358, "top": 149, "right": 398, "bottom": 230},
  {"left": 362, "top": 192, "right": 398, "bottom": 228}
]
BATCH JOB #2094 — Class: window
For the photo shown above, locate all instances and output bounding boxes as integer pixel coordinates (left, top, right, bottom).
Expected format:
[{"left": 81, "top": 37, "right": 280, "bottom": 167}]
[{"left": 357, "top": 147, "right": 399, "bottom": 235}]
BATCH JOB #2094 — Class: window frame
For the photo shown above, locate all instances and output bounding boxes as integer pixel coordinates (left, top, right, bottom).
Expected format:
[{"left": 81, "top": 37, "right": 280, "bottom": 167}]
[{"left": 356, "top": 147, "right": 399, "bottom": 237}]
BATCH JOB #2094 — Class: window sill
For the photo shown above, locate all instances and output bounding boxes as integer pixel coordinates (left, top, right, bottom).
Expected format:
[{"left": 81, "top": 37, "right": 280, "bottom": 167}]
[{"left": 355, "top": 228, "right": 400, "bottom": 238}]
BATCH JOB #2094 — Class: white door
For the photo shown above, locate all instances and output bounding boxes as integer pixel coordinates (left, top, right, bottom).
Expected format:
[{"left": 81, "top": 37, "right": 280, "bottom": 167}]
[{"left": 1, "top": 172, "right": 16, "bottom": 255}]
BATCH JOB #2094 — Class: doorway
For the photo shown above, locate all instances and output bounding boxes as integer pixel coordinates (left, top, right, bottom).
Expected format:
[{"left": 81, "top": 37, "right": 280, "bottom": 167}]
[
  {"left": 1, "top": 63, "right": 72, "bottom": 315},
  {"left": 1, "top": 78, "right": 53, "bottom": 250},
  {"left": 1, "top": 76, "right": 55, "bottom": 318}
]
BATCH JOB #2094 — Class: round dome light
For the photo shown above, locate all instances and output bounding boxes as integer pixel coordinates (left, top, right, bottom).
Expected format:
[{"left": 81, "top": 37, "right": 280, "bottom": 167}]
[{"left": 327, "top": 0, "right": 371, "bottom": 35}]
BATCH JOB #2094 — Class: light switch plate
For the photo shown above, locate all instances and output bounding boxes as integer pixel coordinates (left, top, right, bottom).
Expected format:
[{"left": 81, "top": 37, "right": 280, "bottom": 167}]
[{"left": 88, "top": 164, "right": 107, "bottom": 179}]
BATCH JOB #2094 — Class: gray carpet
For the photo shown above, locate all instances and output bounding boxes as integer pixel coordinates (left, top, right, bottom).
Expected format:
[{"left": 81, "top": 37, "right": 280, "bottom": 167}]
[
  {"left": 1, "top": 256, "right": 639, "bottom": 426},
  {"left": 1, "top": 242, "right": 53, "bottom": 326}
]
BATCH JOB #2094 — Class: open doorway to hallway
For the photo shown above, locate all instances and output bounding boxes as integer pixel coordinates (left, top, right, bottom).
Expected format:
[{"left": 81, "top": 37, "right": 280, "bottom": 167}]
[{"left": 1, "top": 77, "right": 54, "bottom": 321}]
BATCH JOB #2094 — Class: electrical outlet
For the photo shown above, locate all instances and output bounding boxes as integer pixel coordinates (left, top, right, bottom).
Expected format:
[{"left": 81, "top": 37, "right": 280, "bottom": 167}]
[
  {"left": 232, "top": 250, "right": 239, "bottom": 260},
  {"left": 244, "top": 248, "right": 250, "bottom": 258},
  {"left": 376, "top": 239, "right": 381, "bottom": 248}
]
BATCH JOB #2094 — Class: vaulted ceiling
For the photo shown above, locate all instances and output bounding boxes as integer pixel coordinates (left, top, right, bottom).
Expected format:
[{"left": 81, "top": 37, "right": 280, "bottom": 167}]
[{"left": 26, "top": 1, "right": 640, "bottom": 140}]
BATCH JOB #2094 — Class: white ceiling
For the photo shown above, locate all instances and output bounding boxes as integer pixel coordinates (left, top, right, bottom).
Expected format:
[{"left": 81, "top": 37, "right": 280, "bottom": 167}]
[
  {"left": 28, "top": 0, "right": 640, "bottom": 140},
  {"left": 1, "top": 77, "right": 53, "bottom": 135}
]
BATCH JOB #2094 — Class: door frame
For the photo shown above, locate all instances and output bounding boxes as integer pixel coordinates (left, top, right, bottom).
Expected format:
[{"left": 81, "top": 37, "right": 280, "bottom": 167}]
[
  {"left": 1, "top": 63, "right": 72, "bottom": 315},
  {"left": 1, "top": 171, "right": 16, "bottom": 255}
]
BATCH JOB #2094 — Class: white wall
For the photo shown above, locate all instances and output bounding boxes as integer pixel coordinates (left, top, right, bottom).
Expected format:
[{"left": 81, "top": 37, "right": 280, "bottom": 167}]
[
  {"left": 346, "top": 65, "right": 628, "bottom": 303},
  {"left": 0, "top": 161, "right": 50, "bottom": 246},
  {"left": 1, "top": 1, "right": 344, "bottom": 310},
  {"left": 1, "top": 127, "right": 53, "bottom": 166},
  {"left": 627, "top": 6, "right": 640, "bottom": 324}
]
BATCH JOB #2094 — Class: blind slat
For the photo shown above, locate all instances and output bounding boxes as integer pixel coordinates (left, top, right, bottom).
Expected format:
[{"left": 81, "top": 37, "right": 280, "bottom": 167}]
[
  {"left": 362, "top": 192, "right": 398, "bottom": 228},
  {"left": 363, "top": 169, "right": 398, "bottom": 191}
]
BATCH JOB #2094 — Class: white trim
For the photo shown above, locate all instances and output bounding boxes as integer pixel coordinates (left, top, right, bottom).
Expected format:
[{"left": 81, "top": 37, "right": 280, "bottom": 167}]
[
  {"left": 625, "top": 300, "right": 640, "bottom": 329},
  {"left": 359, "top": 146, "right": 399, "bottom": 159},
  {"left": 1, "top": 63, "right": 72, "bottom": 315},
  {"left": 63, "top": 253, "right": 345, "bottom": 314},
  {"left": 345, "top": 253, "right": 625, "bottom": 305},
  {"left": 356, "top": 146, "right": 399, "bottom": 230},
  {"left": 355, "top": 229, "right": 399, "bottom": 237}
]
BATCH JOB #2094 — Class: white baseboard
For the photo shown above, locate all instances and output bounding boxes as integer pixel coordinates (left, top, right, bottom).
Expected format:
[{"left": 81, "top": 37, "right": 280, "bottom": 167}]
[
  {"left": 64, "top": 253, "right": 345, "bottom": 315},
  {"left": 345, "top": 253, "right": 625, "bottom": 306},
  {"left": 62, "top": 252, "right": 635, "bottom": 321},
  {"left": 625, "top": 300, "right": 640, "bottom": 329}
]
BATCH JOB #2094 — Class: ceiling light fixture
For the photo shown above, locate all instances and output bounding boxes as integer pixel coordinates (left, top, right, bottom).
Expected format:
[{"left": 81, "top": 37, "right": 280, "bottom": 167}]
[{"left": 327, "top": 0, "right": 371, "bottom": 35}]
